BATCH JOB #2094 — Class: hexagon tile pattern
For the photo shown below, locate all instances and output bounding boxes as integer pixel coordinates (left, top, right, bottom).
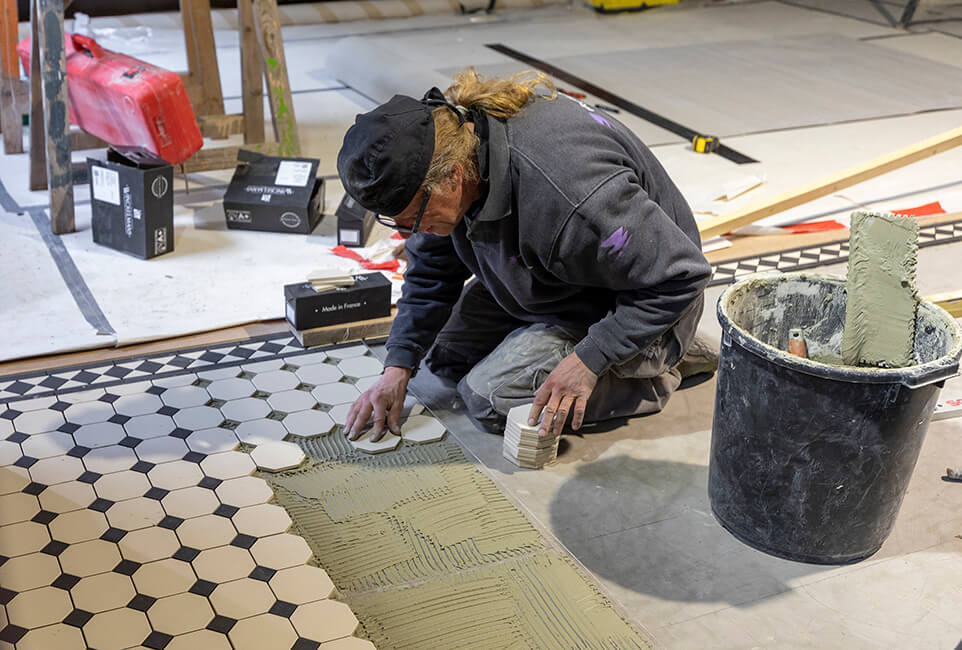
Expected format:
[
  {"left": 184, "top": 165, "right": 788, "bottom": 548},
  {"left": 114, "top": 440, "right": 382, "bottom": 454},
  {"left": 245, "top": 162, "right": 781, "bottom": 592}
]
[{"left": 0, "top": 339, "right": 398, "bottom": 649}]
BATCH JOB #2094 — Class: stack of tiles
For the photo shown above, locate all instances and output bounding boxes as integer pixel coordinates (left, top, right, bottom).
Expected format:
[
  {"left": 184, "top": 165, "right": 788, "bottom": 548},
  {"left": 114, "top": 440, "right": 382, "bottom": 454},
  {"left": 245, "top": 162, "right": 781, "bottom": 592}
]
[{"left": 502, "top": 404, "right": 560, "bottom": 469}]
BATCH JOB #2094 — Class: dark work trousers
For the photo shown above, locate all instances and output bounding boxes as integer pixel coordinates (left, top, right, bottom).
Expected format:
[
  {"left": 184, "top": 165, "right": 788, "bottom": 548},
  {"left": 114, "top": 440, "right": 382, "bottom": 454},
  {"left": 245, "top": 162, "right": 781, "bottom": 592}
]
[{"left": 425, "top": 279, "right": 700, "bottom": 434}]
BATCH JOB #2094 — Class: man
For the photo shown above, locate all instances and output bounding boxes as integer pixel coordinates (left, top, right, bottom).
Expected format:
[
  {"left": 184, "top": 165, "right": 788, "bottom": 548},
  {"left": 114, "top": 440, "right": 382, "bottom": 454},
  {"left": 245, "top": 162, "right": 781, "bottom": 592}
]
[{"left": 336, "top": 69, "right": 713, "bottom": 442}]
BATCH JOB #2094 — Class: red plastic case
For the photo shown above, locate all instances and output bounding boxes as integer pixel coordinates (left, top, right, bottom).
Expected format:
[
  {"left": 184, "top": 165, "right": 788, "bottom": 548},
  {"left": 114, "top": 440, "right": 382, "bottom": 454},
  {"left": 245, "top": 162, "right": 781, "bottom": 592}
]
[{"left": 18, "top": 33, "right": 202, "bottom": 165}]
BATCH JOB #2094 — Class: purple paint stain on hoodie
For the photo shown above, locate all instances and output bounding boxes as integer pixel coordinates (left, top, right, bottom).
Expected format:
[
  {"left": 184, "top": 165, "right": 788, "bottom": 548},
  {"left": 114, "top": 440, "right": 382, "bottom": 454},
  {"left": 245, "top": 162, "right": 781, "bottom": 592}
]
[
  {"left": 590, "top": 112, "right": 611, "bottom": 128},
  {"left": 508, "top": 255, "right": 518, "bottom": 265},
  {"left": 601, "top": 226, "right": 631, "bottom": 256}
]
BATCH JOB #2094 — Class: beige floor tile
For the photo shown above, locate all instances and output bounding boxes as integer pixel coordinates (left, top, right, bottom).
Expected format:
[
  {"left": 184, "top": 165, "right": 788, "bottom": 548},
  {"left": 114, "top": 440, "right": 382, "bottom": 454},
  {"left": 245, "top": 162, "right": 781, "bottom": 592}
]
[
  {"left": 209, "top": 577, "right": 276, "bottom": 619},
  {"left": 242, "top": 359, "right": 286, "bottom": 374},
  {"left": 62, "top": 400, "right": 114, "bottom": 426},
  {"left": 58, "top": 388, "right": 105, "bottom": 404},
  {"left": 176, "top": 514, "right": 238, "bottom": 550},
  {"left": 0, "top": 440, "right": 20, "bottom": 466},
  {"left": 148, "top": 592, "right": 214, "bottom": 635},
  {"left": 124, "top": 413, "right": 176, "bottom": 440},
  {"left": 309, "top": 382, "right": 360, "bottom": 408},
  {"left": 12, "top": 409, "right": 65, "bottom": 434},
  {"left": 20, "top": 432, "right": 74, "bottom": 459},
  {"left": 84, "top": 607, "right": 151, "bottom": 650},
  {"left": 0, "top": 466, "right": 30, "bottom": 494},
  {"left": 37, "top": 479, "right": 96, "bottom": 513},
  {"left": 294, "top": 364, "right": 343, "bottom": 386},
  {"left": 319, "top": 637, "right": 376, "bottom": 650},
  {"left": 166, "top": 629, "right": 232, "bottom": 650},
  {"left": 94, "top": 470, "right": 152, "bottom": 502},
  {"left": 192, "top": 545, "right": 256, "bottom": 583},
  {"left": 71, "top": 572, "right": 136, "bottom": 613},
  {"left": 135, "top": 437, "right": 189, "bottom": 464},
  {"left": 0, "top": 552, "right": 61, "bottom": 591},
  {"left": 232, "top": 504, "right": 291, "bottom": 538},
  {"left": 147, "top": 460, "right": 204, "bottom": 490},
  {"left": 119, "top": 527, "right": 180, "bottom": 563},
  {"left": 199, "top": 451, "right": 256, "bottom": 480},
  {"left": 113, "top": 393, "right": 163, "bottom": 417},
  {"left": 132, "top": 557, "right": 196, "bottom": 598},
  {"left": 108, "top": 381, "right": 153, "bottom": 397},
  {"left": 250, "top": 441, "right": 306, "bottom": 472},
  {"left": 0, "top": 520, "right": 50, "bottom": 557},
  {"left": 283, "top": 410, "right": 336, "bottom": 438},
  {"left": 399, "top": 415, "right": 446, "bottom": 444},
  {"left": 268, "top": 389, "right": 319, "bottom": 413},
  {"left": 153, "top": 374, "right": 198, "bottom": 389},
  {"left": 6, "top": 586, "right": 73, "bottom": 629},
  {"left": 106, "top": 497, "right": 166, "bottom": 530},
  {"left": 336, "top": 356, "right": 383, "bottom": 379},
  {"left": 82, "top": 445, "right": 139, "bottom": 475},
  {"left": 236, "top": 419, "right": 289, "bottom": 445},
  {"left": 290, "top": 599, "right": 358, "bottom": 643},
  {"left": 10, "top": 395, "right": 57, "bottom": 412},
  {"left": 162, "top": 486, "right": 220, "bottom": 519},
  {"left": 269, "top": 565, "right": 335, "bottom": 604},
  {"left": 173, "top": 406, "right": 224, "bottom": 431},
  {"left": 252, "top": 370, "right": 301, "bottom": 394},
  {"left": 160, "top": 385, "right": 211, "bottom": 409},
  {"left": 48, "top": 509, "right": 108, "bottom": 544},
  {"left": 349, "top": 431, "right": 401, "bottom": 455},
  {"left": 228, "top": 613, "right": 298, "bottom": 650},
  {"left": 222, "top": 397, "right": 272, "bottom": 423},
  {"left": 59, "top": 539, "right": 122, "bottom": 577},
  {"left": 186, "top": 427, "right": 239, "bottom": 454},
  {"left": 215, "top": 476, "right": 274, "bottom": 508},
  {"left": 325, "top": 346, "right": 366, "bottom": 360},
  {"left": 28, "top": 455, "right": 86, "bottom": 485},
  {"left": 15, "top": 623, "right": 85, "bottom": 650},
  {"left": 250, "top": 533, "right": 313, "bottom": 569},
  {"left": 0, "top": 492, "right": 40, "bottom": 525},
  {"left": 73, "top": 421, "right": 126, "bottom": 448},
  {"left": 207, "top": 378, "right": 256, "bottom": 401}
]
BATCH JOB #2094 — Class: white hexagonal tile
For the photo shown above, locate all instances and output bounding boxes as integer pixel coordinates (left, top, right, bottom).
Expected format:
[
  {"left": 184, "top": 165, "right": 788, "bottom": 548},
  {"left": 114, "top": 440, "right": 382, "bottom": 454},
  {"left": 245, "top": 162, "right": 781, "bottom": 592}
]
[
  {"left": 94, "top": 469, "right": 152, "bottom": 502},
  {"left": 173, "top": 406, "right": 224, "bottom": 430},
  {"left": 161, "top": 385, "right": 211, "bottom": 409},
  {"left": 235, "top": 419, "right": 289, "bottom": 446},
  {"left": 153, "top": 373, "right": 198, "bottom": 389},
  {"left": 350, "top": 431, "right": 401, "bottom": 455},
  {"left": 0, "top": 417, "right": 12, "bottom": 436},
  {"left": 11, "top": 395, "right": 58, "bottom": 411},
  {"left": 268, "top": 565, "right": 335, "bottom": 604},
  {"left": 197, "top": 366, "right": 242, "bottom": 381},
  {"left": 28, "top": 455, "right": 86, "bottom": 485},
  {"left": 222, "top": 397, "right": 272, "bottom": 422},
  {"left": 63, "top": 400, "right": 114, "bottom": 426},
  {"left": 215, "top": 476, "right": 273, "bottom": 508},
  {"left": 175, "top": 513, "right": 237, "bottom": 550},
  {"left": 283, "top": 410, "right": 335, "bottom": 438},
  {"left": 327, "top": 403, "right": 352, "bottom": 426},
  {"left": 57, "top": 388, "right": 106, "bottom": 403},
  {"left": 242, "top": 358, "right": 285, "bottom": 374},
  {"left": 228, "top": 613, "right": 298, "bottom": 650},
  {"left": 49, "top": 509, "right": 108, "bottom": 543},
  {"left": 38, "top": 480, "right": 96, "bottom": 513},
  {"left": 294, "top": 364, "right": 343, "bottom": 385},
  {"left": 108, "top": 380, "right": 152, "bottom": 396},
  {"left": 399, "top": 414, "right": 446, "bottom": 444},
  {"left": 148, "top": 460, "right": 204, "bottom": 490},
  {"left": 252, "top": 370, "right": 301, "bottom": 394},
  {"left": 149, "top": 592, "right": 215, "bottom": 635},
  {"left": 210, "top": 577, "right": 276, "bottom": 619},
  {"left": 266, "top": 389, "right": 317, "bottom": 414},
  {"left": 0, "top": 492, "right": 40, "bottom": 525},
  {"left": 200, "top": 451, "right": 256, "bottom": 480},
  {"left": 250, "top": 441, "right": 305, "bottom": 472},
  {"left": 135, "top": 437, "right": 189, "bottom": 464},
  {"left": 162, "top": 486, "right": 220, "bottom": 519},
  {"left": 17, "top": 623, "right": 84, "bottom": 650},
  {"left": 353, "top": 376, "right": 379, "bottom": 393},
  {"left": 310, "top": 382, "right": 361, "bottom": 407},
  {"left": 0, "top": 439, "right": 21, "bottom": 466},
  {"left": 113, "top": 393, "right": 164, "bottom": 417},
  {"left": 325, "top": 345, "right": 367, "bottom": 360},
  {"left": 84, "top": 607, "right": 151, "bottom": 650},
  {"left": 0, "top": 551, "right": 61, "bottom": 591},
  {"left": 124, "top": 413, "right": 176, "bottom": 439},
  {"left": 132, "top": 557, "right": 196, "bottom": 597},
  {"left": 186, "top": 427, "right": 239, "bottom": 454},
  {"left": 337, "top": 356, "right": 383, "bottom": 379},
  {"left": 13, "top": 409, "right": 65, "bottom": 434},
  {"left": 0, "top": 465, "right": 30, "bottom": 494},
  {"left": 233, "top": 504, "right": 291, "bottom": 537},
  {"left": 119, "top": 526, "right": 180, "bottom": 563},
  {"left": 207, "top": 378, "right": 256, "bottom": 401},
  {"left": 20, "top": 432, "right": 75, "bottom": 459},
  {"left": 83, "top": 445, "right": 139, "bottom": 474},
  {"left": 290, "top": 599, "right": 358, "bottom": 643},
  {"left": 250, "top": 533, "right": 312, "bottom": 569},
  {"left": 59, "top": 539, "right": 121, "bottom": 577},
  {"left": 6, "top": 585, "right": 73, "bottom": 629},
  {"left": 192, "top": 545, "right": 256, "bottom": 583},
  {"left": 106, "top": 497, "right": 166, "bottom": 530},
  {"left": 287, "top": 351, "right": 328, "bottom": 366},
  {"left": 73, "top": 421, "right": 126, "bottom": 448},
  {"left": 71, "top": 572, "right": 136, "bottom": 613}
]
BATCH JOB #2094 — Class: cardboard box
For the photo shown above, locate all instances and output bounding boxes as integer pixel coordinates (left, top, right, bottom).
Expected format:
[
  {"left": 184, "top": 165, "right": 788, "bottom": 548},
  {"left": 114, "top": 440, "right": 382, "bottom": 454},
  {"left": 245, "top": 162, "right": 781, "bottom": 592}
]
[
  {"left": 285, "top": 272, "right": 391, "bottom": 330},
  {"left": 223, "top": 150, "right": 325, "bottom": 234},
  {"left": 335, "top": 193, "right": 376, "bottom": 247},
  {"left": 87, "top": 151, "right": 174, "bottom": 259}
]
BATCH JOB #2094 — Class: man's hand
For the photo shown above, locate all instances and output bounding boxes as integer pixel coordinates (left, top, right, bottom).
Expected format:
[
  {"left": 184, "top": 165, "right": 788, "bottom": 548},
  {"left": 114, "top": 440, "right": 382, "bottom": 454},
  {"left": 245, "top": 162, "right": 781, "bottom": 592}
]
[
  {"left": 344, "top": 366, "right": 412, "bottom": 442},
  {"left": 529, "top": 352, "right": 597, "bottom": 437}
]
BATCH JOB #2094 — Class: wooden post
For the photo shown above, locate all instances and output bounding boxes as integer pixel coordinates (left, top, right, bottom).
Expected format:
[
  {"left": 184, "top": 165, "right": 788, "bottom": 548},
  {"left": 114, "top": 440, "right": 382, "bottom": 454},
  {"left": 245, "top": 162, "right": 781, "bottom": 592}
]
[
  {"left": 35, "top": 0, "right": 73, "bottom": 233},
  {"left": 252, "top": 0, "right": 299, "bottom": 156},
  {"left": 0, "top": 0, "right": 23, "bottom": 154},
  {"left": 28, "top": 0, "right": 45, "bottom": 190},
  {"left": 181, "top": 0, "right": 224, "bottom": 117},
  {"left": 238, "top": 0, "right": 264, "bottom": 145}
]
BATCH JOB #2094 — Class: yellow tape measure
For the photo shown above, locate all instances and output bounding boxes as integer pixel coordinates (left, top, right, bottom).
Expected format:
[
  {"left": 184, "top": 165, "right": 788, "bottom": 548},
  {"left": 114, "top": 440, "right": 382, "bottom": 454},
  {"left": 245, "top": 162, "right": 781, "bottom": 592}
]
[{"left": 692, "top": 134, "right": 720, "bottom": 154}]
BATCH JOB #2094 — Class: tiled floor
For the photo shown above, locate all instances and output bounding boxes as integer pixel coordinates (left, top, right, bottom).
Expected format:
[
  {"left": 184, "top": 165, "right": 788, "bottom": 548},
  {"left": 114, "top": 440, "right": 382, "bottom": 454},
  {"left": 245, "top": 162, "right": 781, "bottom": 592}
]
[{"left": 0, "top": 343, "right": 389, "bottom": 650}]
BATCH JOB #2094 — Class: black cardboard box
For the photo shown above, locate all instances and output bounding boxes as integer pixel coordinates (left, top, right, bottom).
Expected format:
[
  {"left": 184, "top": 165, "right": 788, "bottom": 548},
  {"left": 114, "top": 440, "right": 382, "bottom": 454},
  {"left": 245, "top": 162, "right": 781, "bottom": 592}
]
[
  {"left": 88, "top": 151, "right": 174, "bottom": 259},
  {"left": 335, "top": 194, "right": 376, "bottom": 247},
  {"left": 285, "top": 272, "right": 391, "bottom": 330},
  {"left": 223, "top": 150, "right": 324, "bottom": 234}
]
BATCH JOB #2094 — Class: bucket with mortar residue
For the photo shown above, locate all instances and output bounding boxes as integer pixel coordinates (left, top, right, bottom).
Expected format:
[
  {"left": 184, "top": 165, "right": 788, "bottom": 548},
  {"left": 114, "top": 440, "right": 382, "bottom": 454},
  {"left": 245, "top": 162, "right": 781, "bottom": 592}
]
[{"left": 709, "top": 272, "right": 961, "bottom": 564}]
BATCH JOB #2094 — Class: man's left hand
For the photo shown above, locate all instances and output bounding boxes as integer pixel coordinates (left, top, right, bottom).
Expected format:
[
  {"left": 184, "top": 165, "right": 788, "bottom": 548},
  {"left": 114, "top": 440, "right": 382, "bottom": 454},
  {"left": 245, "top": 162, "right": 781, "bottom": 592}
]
[{"left": 529, "top": 352, "right": 598, "bottom": 437}]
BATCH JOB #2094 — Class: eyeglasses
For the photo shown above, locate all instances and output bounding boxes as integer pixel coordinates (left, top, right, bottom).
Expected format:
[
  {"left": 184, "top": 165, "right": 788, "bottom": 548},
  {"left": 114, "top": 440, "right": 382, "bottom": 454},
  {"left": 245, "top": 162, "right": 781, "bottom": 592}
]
[{"left": 375, "top": 190, "right": 431, "bottom": 235}]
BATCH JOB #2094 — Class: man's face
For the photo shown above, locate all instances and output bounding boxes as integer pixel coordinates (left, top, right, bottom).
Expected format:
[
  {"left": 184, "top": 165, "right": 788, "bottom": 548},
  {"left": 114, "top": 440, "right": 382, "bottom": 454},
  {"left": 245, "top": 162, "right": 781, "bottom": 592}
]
[{"left": 391, "top": 175, "right": 465, "bottom": 238}]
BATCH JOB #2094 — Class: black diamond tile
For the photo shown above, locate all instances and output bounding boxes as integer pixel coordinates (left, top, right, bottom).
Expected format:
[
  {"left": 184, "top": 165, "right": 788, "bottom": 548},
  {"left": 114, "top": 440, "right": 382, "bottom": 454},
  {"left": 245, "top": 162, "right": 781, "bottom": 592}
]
[
  {"left": 105, "top": 366, "right": 132, "bottom": 379},
  {"left": 113, "top": 559, "right": 141, "bottom": 575},
  {"left": 131, "top": 461, "right": 155, "bottom": 473},
  {"left": 52, "top": 573, "right": 81, "bottom": 590},
  {"left": 157, "top": 405, "right": 178, "bottom": 417},
  {"left": 198, "top": 476, "right": 222, "bottom": 490},
  {"left": 189, "top": 579, "right": 217, "bottom": 597},
  {"left": 101, "top": 527, "right": 127, "bottom": 542},
  {"left": 42, "top": 540, "right": 68, "bottom": 556},
  {"left": 269, "top": 600, "right": 297, "bottom": 617},
  {"left": 169, "top": 356, "right": 194, "bottom": 369},
  {"left": 183, "top": 451, "right": 206, "bottom": 464},
  {"left": 6, "top": 431, "right": 28, "bottom": 443},
  {"left": 1, "top": 408, "right": 22, "bottom": 419},
  {"left": 145, "top": 383, "right": 166, "bottom": 394},
  {"left": 143, "top": 630, "right": 174, "bottom": 649},
  {"left": 0, "top": 624, "right": 28, "bottom": 644},
  {"left": 58, "top": 421, "right": 80, "bottom": 434},
  {"left": 51, "top": 400, "right": 71, "bottom": 412},
  {"left": 260, "top": 342, "right": 283, "bottom": 354},
  {"left": 67, "top": 445, "right": 91, "bottom": 458},
  {"left": 173, "top": 546, "right": 200, "bottom": 562},
  {"left": 108, "top": 413, "right": 131, "bottom": 425},
  {"left": 62, "top": 609, "right": 94, "bottom": 627},
  {"left": 170, "top": 427, "right": 191, "bottom": 439},
  {"left": 31, "top": 510, "right": 57, "bottom": 524},
  {"left": 89, "top": 498, "right": 114, "bottom": 512},
  {"left": 158, "top": 516, "right": 183, "bottom": 530},
  {"left": 206, "top": 615, "right": 237, "bottom": 634},
  {"left": 0, "top": 555, "right": 6, "bottom": 568},
  {"left": 14, "top": 455, "right": 38, "bottom": 468},
  {"left": 4, "top": 381, "right": 30, "bottom": 395},
  {"left": 200, "top": 351, "right": 226, "bottom": 363},
  {"left": 214, "top": 504, "right": 239, "bottom": 519},
  {"left": 144, "top": 487, "right": 169, "bottom": 501},
  {"left": 39, "top": 375, "right": 67, "bottom": 389},
  {"left": 0, "top": 587, "right": 15, "bottom": 605},
  {"left": 292, "top": 639, "right": 321, "bottom": 650},
  {"left": 22, "top": 481, "right": 47, "bottom": 495},
  {"left": 78, "top": 470, "right": 102, "bottom": 484},
  {"left": 99, "top": 392, "right": 121, "bottom": 403},
  {"left": 119, "top": 436, "right": 142, "bottom": 448},
  {"left": 227, "top": 347, "right": 254, "bottom": 359},
  {"left": 136, "top": 361, "right": 165, "bottom": 375},
  {"left": 248, "top": 565, "right": 276, "bottom": 582},
  {"left": 231, "top": 534, "right": 256, "bottom": 550},
  {"left": 71, "top": 370, "right": 99, "bottom": 383},
  {"left": 206, "top": 398, "right": 226, "bottom": 409},
  {"left": 127, "top": 593, "right": 157, "bottom": 611}
]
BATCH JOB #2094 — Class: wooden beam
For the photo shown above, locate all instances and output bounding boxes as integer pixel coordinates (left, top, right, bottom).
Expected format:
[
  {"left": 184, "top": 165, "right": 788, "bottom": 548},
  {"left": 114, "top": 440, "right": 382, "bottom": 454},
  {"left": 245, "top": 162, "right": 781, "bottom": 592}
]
[
  {"left": 926, "top": 290, "right": 962, "bottom": 319},
  {"left": 0, "top": 0, "right": 23, "bottom": 154},
  {"left": 289, "top": 309, "right": 396, "bottom": 348},
  {"left": 28, "top": 1, "right": 46, "bottom": 191},
  {"left": 238, "top": 0, "right": 264, "bottom": 145},
  {"left": 181, "top": 141, "right": 289, "bottom": 173},
  {"left": 252, "top": 0, "right": 299, "bottom": 156},
  {"left": 70, "top": 129, "right": 107, "bottom": 150},
  {"left": 699, "top": 125, "right": 962, "bottom": 239},
  {"left": 197, "top": 113, "right": 244, "bottom": 139},
  {"left": 180, "top": 0, "right": 224, "bottom": 117}
]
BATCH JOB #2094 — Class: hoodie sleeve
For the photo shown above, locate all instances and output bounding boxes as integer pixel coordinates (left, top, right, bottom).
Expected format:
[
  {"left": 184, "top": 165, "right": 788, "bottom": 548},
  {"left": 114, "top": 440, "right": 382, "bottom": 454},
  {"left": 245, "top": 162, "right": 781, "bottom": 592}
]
[
  {"left": 547, "top": 169, "right": 711, "bottom": 375},
  {"left": 383, "top": 233, "right": 472, "bottom": 371}
]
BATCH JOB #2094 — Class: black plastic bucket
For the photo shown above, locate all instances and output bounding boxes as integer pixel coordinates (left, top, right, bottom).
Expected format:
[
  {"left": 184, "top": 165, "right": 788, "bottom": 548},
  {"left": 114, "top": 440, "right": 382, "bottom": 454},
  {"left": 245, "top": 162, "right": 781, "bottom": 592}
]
[{"left": 709, "top": 272, "right": 962, "bottom": 564}]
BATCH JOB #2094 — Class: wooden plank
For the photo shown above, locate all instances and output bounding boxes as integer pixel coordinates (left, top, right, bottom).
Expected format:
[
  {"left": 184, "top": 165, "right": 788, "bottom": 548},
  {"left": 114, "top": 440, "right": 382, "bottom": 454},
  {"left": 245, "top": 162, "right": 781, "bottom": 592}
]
[
  {"left": 70, "top": 129, "right": 106, "bottom": 150},
  {"left": 252, "top": 0, "right": 299, "bottom": 156},
  {"left": 926, "top": 290, "right": 962, "bottom": 318},
  {"left": 197, "top": 113, "right": 244, "bottom": 139},
  {"left": 289, "top": 309, "right": 396, "bottom": 349},
  {"left": 238, "top": 0, "right": 264, "bottom": 145},
  {"left": 36, "top": 0, "right": 74, "bottom": 233},
  {"left": 181, "top": 141, "right": 288, "bottom": 173},
  {"left": 0, "top": 0, "right": 23, "bottom": 154},
  {"left": 28, "top": 0, "right": 46, "bottom": 191},
  {"left": 699, "top": 126, "right": 962, "bottom": 239},
  {"left": 180, "top": 0, "right": 224, "bottom": 117}
]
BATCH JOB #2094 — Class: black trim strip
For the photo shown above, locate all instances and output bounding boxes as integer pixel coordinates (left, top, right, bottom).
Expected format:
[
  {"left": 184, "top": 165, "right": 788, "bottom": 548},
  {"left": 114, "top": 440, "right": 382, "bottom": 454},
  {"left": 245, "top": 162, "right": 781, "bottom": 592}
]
[{"left": 484, "top": 43, "right": 759, "bottom": 165}]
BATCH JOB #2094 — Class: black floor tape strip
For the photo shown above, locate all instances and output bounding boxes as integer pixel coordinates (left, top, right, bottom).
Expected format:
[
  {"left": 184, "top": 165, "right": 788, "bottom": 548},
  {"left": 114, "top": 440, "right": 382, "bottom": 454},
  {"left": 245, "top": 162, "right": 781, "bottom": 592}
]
[{"left": 485, "top": 43, "right": 759, "bottom": 165}]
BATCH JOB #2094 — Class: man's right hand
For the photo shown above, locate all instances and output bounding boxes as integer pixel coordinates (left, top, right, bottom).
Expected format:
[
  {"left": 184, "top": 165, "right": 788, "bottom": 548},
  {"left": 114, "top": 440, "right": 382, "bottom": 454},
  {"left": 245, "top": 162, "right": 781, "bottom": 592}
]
[{"left": 344, "top": 366, "right": 413, "bottom": 442}]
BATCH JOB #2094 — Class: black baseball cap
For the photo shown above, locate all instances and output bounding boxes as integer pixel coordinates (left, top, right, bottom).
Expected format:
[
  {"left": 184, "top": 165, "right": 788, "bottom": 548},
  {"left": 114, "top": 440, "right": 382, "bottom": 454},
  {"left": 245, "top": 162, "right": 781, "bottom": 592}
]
[{"left": 337, "top": 94, "right": 437, "bottom": 217}]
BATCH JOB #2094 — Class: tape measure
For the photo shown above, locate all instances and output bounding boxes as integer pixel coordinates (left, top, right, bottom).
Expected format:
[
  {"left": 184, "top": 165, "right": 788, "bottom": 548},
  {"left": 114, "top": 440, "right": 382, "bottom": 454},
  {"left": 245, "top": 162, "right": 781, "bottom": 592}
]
[{"left": 692, "top": 134, "right": 720, "bottom": 154}]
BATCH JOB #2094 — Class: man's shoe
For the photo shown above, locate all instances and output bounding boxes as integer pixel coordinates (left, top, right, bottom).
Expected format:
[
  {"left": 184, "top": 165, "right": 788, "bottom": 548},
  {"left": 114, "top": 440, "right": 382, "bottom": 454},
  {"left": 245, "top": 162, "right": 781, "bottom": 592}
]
[{"left": 677, "top": 335, "right": 719, "bottom": 378}]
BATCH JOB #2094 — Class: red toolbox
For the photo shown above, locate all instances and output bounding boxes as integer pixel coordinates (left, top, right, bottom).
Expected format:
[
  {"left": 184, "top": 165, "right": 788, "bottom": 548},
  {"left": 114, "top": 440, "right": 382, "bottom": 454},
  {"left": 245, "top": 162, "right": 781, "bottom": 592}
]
[{"left": 18, "top": 33, "right": 202, "bottom": 165}]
